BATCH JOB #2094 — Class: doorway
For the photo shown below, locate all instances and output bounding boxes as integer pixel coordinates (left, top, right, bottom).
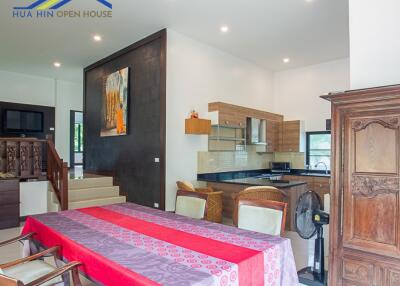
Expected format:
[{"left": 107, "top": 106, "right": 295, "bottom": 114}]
[{"left": 70, "top": 111, "right": 84, "bottom": 167}]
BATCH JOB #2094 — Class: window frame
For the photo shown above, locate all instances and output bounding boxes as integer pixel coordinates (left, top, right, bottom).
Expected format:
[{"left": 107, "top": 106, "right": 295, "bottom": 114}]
[{"left": 306, "top": 131, "right": 331, "bottom": 169}]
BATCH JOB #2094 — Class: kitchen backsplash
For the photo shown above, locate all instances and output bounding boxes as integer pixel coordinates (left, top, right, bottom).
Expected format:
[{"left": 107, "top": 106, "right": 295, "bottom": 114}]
[
  {"left": 198, "top": 147, "right": 305, "bottom": 173},
  {"left": 273, "top": 152, "right": 305, "bottom": 169}
]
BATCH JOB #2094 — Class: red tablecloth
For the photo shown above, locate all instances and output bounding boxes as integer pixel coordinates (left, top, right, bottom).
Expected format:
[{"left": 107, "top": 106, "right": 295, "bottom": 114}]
[{"left": 22, "top": 203, "right": 298, "bottom": 286}]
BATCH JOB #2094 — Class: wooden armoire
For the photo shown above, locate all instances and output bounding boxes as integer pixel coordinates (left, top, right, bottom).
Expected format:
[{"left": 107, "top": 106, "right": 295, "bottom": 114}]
[{"left": 322, "top": 85, "right": 400, "bottom": 286}]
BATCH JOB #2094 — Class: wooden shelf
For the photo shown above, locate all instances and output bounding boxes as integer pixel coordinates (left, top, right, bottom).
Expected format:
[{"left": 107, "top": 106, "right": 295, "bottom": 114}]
[{"left": 185, "top": 118, "right": 211, "bottom": 135}]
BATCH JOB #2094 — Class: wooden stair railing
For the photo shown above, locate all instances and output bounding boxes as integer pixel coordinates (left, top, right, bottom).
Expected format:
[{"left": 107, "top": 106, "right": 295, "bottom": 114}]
[
  {"left": 46, "top": 139, "right": 68, "bottom": 210},
  {"left": 0, "top": 137, "right": 68, "bottom": 211}
]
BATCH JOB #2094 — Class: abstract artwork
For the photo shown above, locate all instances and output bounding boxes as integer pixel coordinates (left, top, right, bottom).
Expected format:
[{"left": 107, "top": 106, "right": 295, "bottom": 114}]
[{"left": 101, "top": 67, "right": 129, "bottom": 137}]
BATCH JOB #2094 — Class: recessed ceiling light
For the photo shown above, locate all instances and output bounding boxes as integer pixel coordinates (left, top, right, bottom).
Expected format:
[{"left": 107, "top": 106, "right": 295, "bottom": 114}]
[
  {"left": 53, "top": 62, "right": 61, "bottom": 68},
  {"left": 93, "top": 35, "right": 102, "bottom": 42},
  {"left": 283, "top": 58, "right": 290, "bottom": 64},
  {"left": 220, "top": 25, "right": 229, "bottom": 33}
]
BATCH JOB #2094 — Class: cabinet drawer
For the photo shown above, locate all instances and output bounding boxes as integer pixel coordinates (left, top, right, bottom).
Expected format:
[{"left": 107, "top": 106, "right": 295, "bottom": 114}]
[
  {"left": 0, "top": 204, "right": 20, "bottom": 229},
  {"left": 313, "top": 182, "right": 330, "bottom": 192},
  {"left": 0, "top": 180, "right": 19, "bottom": 193},
  {"left": 0, "top": 190, "right": 19, "bottom": 205},
  {"left": 342, "top": 258, "right": 374, "bottom": 285}
]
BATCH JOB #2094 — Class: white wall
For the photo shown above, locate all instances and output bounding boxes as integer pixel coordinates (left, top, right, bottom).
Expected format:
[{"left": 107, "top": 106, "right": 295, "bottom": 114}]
[
  {"left": 349, "top": 0, "right": 400, "bottom": 89},
  {"left": 20, "top": 181, "right": 49, "bottom": 216},
  {"left": 166, "top": 29, "right": 274, "bottom": 210},
  {"left": 0, "top": 70, "right": 56, "bottom": 106},
  {"left": 55, "top": 80, "right": 83, "bottom": 164},
  {"left": 0, "top": 70, "right": 82, "bottom": 165},
  {"left": 273, "top": 59, "right": 350, "bottom": 131}
]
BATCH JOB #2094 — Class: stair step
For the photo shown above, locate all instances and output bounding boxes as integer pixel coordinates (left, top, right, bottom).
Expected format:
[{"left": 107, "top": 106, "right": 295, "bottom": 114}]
[
  {"left": 68, "top": 196, "right": 126, "bottom": 210},
  {"left": 69, "top": 186, "right": 120, "bottom": 202},
  {"left": 68, "top": 177, "right": 114, "bottom": 190}
]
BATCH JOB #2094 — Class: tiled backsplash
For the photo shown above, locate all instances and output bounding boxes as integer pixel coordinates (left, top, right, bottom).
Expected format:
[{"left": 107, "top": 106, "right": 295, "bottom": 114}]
[
  {"left": 198, "top": 148, "right": 305, "bottom": 173},
  {"left": 273, "top": 152, "right": 305, "bottom": 169}
]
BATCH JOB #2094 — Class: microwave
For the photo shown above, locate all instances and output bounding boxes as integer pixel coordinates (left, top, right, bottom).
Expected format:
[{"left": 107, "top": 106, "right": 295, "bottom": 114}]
[{"left": 270, "top": 162, "right": 291, "bottom": 173}]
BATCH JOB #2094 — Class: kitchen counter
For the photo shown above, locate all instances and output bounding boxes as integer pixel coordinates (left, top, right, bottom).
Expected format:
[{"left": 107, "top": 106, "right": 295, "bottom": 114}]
[
  {"left": 219, "top": 177, "right": 306, "bottom": 188},
  {"left": 200, "top": 169, "right": 330, "bottom": 232},
  {"left": 197, "top": 168, "right": 330, "bottom": 183}
]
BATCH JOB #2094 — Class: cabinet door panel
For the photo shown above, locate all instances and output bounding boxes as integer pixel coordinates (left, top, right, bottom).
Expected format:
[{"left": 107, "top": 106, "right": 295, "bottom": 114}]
[
  {"left": 342, "top": 258, "right": 374, "bottom": 285},
  {"left": 344, "top": 115, "right": 400, "bottom": 258},
  {"left": 386, "top": 269, "right": 400, "bottom": 286},
  {"left": 355, "top": 122, "right": 398, "bottom": 174}
]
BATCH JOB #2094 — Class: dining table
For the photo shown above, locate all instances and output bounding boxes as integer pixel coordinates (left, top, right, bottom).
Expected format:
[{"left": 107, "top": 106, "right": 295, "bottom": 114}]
[{"left": 22, "top": 202, "right": 299, "bottom": 286}]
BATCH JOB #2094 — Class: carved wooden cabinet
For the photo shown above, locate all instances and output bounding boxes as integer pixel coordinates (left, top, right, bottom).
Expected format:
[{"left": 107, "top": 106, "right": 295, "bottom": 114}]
[{"left": 322, "top": 86, "right": 400, "bottom": 286}]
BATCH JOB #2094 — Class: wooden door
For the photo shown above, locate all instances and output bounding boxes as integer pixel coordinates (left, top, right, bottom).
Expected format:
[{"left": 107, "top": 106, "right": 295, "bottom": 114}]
[{"left": 341, "top": 112, "right": 400, "bottom": 286}]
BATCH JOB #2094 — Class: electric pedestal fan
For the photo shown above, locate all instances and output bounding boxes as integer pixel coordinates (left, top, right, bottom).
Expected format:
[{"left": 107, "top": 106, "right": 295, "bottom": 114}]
[{"left": 295, "top": 191, "right": 329, "bottom": 286}]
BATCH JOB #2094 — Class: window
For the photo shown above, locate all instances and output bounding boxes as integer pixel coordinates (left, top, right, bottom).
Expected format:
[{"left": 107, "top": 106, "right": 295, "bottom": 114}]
[{"left": 306, "top": 131, "right": 331, "bottom": 171}]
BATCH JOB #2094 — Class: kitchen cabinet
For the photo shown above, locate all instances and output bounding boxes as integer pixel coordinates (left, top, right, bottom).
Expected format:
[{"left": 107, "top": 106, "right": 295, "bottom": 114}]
[
  {"left": 208, "top": 102, "right": 283, "bottom": 128},
  {"left": 322, "top": 85, "right": 400, "bottom": 286},
  {"left": 208, "top": 102, "right": 284, "bottom": 152},
  {"left": 0, "top": 179, "right": 20, "bottom": 229},
  {"left": 185, "top": 118, "right": 211, "bottom": 135},
  {"left": 282, "top": 175, "right": 330, "bottom": 209},
  {"left": 278, "top": 120, "right": 305, "bottom": 152},
  {"left": 208, "top": 109, "right": 246, "bottom": 128},
  {"left": 206, "top": 181, "right": 307, "bottom": 231},
  {"left": 266, "top": 120, "right": 279, "bottom": 152}
]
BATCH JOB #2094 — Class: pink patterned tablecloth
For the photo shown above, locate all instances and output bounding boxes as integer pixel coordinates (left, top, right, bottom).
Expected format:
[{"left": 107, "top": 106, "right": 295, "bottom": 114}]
[{"left": 22, "top": 202, "right": 299, "bottom": 286}]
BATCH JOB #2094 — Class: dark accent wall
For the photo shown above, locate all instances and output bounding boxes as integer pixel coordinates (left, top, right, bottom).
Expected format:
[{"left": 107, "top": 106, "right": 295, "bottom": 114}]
[
  {"left": 83, "top": 29, "right": 166, "bottom": 210},
  {"left": 0, "top": 102, "right": 55, "bottom": 140}
]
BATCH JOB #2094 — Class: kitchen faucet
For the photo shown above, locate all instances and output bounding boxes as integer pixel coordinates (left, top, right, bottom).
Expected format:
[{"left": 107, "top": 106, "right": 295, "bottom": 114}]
[{"left": 314, "top": 161, "right": 329, "bottom": 175}]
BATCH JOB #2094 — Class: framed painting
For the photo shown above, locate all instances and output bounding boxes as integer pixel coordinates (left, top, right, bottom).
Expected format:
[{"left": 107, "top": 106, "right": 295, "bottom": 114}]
[{"left": 101, "top": 67, "right": 129, "bottom": 137}]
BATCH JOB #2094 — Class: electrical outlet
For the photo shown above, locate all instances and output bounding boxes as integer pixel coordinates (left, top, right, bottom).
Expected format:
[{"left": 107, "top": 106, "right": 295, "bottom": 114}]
[
  {"left": 154, "top": 158, "right": 160, "bottom": 163},
  {"left": 154, "top": 203, "right": 159, "bottom": 208}
]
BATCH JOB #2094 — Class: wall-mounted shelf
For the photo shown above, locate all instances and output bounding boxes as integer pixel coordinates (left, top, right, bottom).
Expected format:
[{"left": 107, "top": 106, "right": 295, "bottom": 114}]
[
  {"left": 208, "top": 125, "right": 246, "bottom": 151},
  {"left": 185, "top": 118, "right": 211, "bottom": 135},
  {"left": 208, "top": 136, "right": 246, "bottom": 141}
]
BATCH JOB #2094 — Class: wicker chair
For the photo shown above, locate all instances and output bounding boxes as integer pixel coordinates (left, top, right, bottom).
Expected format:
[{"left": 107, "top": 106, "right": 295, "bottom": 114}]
[
  {"left": 176, "top": 181, "right": 223, "bottom": 223},
  {"left": 232, "top": 186, "right": 287, "bottom": 226}
]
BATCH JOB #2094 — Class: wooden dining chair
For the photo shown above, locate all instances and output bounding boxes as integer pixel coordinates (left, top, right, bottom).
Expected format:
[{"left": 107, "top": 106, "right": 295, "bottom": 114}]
[
  {"left": 175, "top": 189, "right": 208, "bottom": 220},
  {"left": 232, "top": 186, "right": 287, "bottom": 227},
  {"left": 176, "top": 181, "right": 223, "bottom": 223},
  {"left": 234, "top": 199, "right": 288, "bottom": 236},
  {"left": 0, "top": 233, "right": 82, "bottom": 286}
]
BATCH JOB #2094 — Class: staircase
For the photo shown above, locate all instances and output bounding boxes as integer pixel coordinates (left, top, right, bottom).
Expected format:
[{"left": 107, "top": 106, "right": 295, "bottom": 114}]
[{"left": 48, "top": 176, "right": 126, "bottom": 211}]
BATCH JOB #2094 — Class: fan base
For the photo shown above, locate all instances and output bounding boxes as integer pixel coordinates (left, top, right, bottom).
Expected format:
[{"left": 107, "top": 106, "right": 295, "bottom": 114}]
[{"left": 298, "top": 267, "right": 328, "bottom": 286}]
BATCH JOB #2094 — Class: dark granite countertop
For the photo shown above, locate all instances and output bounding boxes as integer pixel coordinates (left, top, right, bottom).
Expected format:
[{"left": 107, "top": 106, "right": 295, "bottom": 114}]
[
  {"left": 197, "top": 168, "right": 330, "bottom": 181},
  {"left": 197, "top": 168, "right": 331, "bottom": 189},
  {"left": 220, "top": 177, "right": 307, "bottom": 188}
]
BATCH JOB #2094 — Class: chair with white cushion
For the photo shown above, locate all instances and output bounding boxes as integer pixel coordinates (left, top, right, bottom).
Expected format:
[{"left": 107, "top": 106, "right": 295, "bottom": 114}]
[
  {"left": 0, "top": 233, "right": 82, "bottom": 286},
  {"left": 234, "top": 199, "right": 287, "bottom": 236},
  {"left": 175, "top": 189, "right": 208, "bottom": 220}
]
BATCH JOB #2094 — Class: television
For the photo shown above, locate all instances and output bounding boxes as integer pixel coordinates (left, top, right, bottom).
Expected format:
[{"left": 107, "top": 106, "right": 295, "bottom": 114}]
[{"left": 3, "top": 109, "right": 44, "bottom": 133}]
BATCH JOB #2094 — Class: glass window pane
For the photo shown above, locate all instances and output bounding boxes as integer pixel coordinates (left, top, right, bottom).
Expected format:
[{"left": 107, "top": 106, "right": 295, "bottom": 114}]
[{"left": 308, "top": 132, "right": 331, "bottom": 170}]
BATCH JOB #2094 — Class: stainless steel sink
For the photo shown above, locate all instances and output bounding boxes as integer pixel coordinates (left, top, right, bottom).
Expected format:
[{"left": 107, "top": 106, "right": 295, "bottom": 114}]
[{"left": 300, "top": 172, "right": 330, "bottom": 177}]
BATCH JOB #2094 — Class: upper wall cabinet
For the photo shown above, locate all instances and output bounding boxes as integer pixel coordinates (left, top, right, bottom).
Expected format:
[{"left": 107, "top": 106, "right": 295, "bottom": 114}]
[
  {"left": 209, "top": 102, "right": 283, "bottom": 125},
  {"left": 208, "top": 102, "right": 284, "bottom": 152},
  {"left": 278, "top": 120, "right": 305, "bottom": 152},
  {"left": 208, "top": 109, "right": 246, "bottom": 128},
  {"left": 185, "top": 118, "right": 211, "bottom": 135}
]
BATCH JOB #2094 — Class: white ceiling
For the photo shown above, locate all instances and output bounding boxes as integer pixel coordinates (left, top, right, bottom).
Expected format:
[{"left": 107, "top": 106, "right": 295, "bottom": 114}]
[{"left": 0, "top": 0, "right": 349, "bottom": 82}]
